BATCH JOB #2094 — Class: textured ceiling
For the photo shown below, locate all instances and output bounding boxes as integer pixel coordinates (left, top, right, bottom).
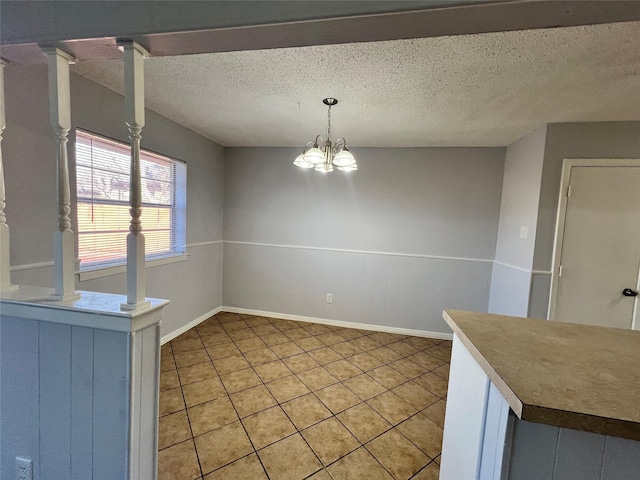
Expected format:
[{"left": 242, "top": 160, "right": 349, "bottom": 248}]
[{"left": 71, "top": 21, "right": 640, "bottom": 147}]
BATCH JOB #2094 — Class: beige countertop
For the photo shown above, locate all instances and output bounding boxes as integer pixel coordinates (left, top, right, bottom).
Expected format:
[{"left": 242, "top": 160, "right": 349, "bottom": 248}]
[{"left": 443, "top": 310, "right": 640, "bottom": 441}]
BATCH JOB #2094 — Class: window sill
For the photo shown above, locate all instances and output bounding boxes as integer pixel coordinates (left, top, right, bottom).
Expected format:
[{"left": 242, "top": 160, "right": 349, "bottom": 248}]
[{"left": 77, "top": 253, "right": 189, "bottom": 282}]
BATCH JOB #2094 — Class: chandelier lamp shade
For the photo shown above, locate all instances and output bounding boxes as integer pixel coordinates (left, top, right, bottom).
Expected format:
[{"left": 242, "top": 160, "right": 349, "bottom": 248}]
[{"left": 293, "top": 98, "right": 358, "bottom": 173}]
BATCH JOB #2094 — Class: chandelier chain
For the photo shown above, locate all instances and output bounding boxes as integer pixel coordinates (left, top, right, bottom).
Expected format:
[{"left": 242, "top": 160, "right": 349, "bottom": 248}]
[{"left": 327, "top": 104, "right": 332, "bottom": 140}]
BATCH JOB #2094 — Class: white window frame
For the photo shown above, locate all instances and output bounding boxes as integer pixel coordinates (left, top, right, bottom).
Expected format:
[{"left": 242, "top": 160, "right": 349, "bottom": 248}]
[{"left": 74, "top": 129, "right": 187, "bottom": 281}]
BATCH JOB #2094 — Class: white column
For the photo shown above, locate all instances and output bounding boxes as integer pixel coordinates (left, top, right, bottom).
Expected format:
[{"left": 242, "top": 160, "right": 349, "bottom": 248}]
[
  {"left": 120, "top": 42, "right": 150, "bottom": 311},
  {"left": 45, "top": 48, "right": 80, "bottom": 301},
  {"left": 0, "top": 61, "right": 18, "bottom": 293}
]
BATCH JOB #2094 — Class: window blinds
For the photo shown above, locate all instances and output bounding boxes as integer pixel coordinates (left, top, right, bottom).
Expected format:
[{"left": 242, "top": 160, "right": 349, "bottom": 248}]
[{"left": 75, "top": 130, "right": 186, "bottom": 269}]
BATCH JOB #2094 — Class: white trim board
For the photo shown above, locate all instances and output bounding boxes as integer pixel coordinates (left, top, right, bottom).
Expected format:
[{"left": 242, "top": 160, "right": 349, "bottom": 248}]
[
  {"left": 221, "top": 306, "right": 454, "bottom": 341},
  {"left": 224, "top": 240, "right": 492, "bottom": 264},
  {"left": 161, "top": 306, "right": 223, "bottom": 344}
]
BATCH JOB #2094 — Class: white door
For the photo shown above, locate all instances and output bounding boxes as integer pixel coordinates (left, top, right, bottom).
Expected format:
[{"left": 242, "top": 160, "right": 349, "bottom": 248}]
[{"left": 552, "top": 163, "right": 640, "bottom": 329}]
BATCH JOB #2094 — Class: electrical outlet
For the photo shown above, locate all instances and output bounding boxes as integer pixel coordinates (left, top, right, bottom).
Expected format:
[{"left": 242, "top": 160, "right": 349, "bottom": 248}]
[
  {"left": 16, "top": 457, "right": 32, "bottom": 480},
  {"left": 326, "top": 293, "right": 333, "bottom": 303},
  {"left": 519, "top": 226, "right": 528, "bottom": 239}
]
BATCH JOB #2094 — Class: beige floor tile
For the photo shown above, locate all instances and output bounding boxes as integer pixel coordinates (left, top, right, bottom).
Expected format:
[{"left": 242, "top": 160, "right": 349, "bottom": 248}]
[
  {"left": 285, "top": 327, "right": 312, "bottom": 341},
  {"left": 408, "top": 352, "right": 444, "bottom": 371},
  {"left": 160, "top": 369, "right": 180, "bottom": 391},
  {"left": 252, "top": 324, "right": 280, "bottom": 336},
  {"left": 213, "top": 354, "right": 250, "bottom": 375},
  {"left": 161, "top": 354, "right": 176, "bottom": 372},
  {"left": 315, "top": 384, "right": 361, "bottom": 414},
  {"left": 434, "top": 455, "right": 440, "bottom": 465},
  {"left": 366, "top": 391, "right": 417, "bottom": 425},
  {"left": 351, "top": 336, "right": 382, "bottom": 351},
  {"left": 368, "top": 332, "right": 400, "bottom": 345},
  {"left": 396, "top": 413, "right": 442, "bottom": 458},
  {"left": 266, "top": 374, "right": 311, "bottom": 403},
  {"left": 196, "top": 421, "right": 254, "bottom": 475},
  {"left": 324, "top": 359, "right": 364, "bottom": 381},
  {"left": 426, "top": 346, "right": 451, "bottom": 362},
  {"left": 366, "top": 429, "right": 430, "bottom": 480},
  {"left": 196, "top": 324, "right": 224, "bottom": 337},
  {"left": 220, "top": 368, "right": 262, "bottom": 393},
  {"left": 388, "top": 358, "right": 427, "bottom": 379},
  {"left": 392, "top": 382, "right": 439, "bottom": 410},
  {"left": 297, "top": 366, "right": 339, "bottom": 391},
  {"left": 204, "top": 453, "right": 268, "bottom": 480},
  {"left": 236, "top": 337, "right": 266, "bottom": 353},
  {"left": 228, "top": 329, "right": 258, "bottom": 342},
  {"left": 327, "top": 447, "right": 394, "bottom": 480},
  {"left": 414, "top": 372, "right": 449, "bottom": 397},
  {"left": 158, "top": 439, "right": 201, "bottom": 480},
  {"left": 307, "top": 469, "right": 333, "bottom": 480},
  {"left": 337, "top": 403, "right": 391, "bottom": 444},
  {"left": 432, "top": 363, "right": 450, "bottom": 380},
  {"left": 244, "top": 316, "right": 270, "bottom": 327},
  {"left": 295, "top": 336, "right": 325, "bottom": 351},
  {"left": 217, "top": 312, "right": 241, "bottom": 322},
  {"left": 174, "top": 348, "right": 210, "bottom": 369},
  {"left": 331, "top": 341, "right": 364, "bottom": 357},
  {"left": 349, "top": 352, "right": 384, "bottom": 371},
  {"left": 222, "top": 319, "right": 249, "bottom": 331},
  {"left": 159, "top": 386, "right": 185, "bottom": 416},
  {"left": 317, "top": 332, "right": 346, "bottom": 346},
  {"left": 270, "top": 341, "right": 305, "bottom": 359},
  {"left": 244, "top": 347, "right": 279, "bottom": 366},
  {"left": 188, "top": 395, "right": 238, "bottom": 436},
  {"left": 272, "top": 320, "right": 299, "bottom": 331},
  {"left": 281, "top": 393, "right": 333, "bottom": 430},
  {"left": 178, "top": 362, "right": 217, "bottom": 385},
  {"left": 201, "top": 333, "right": 232, "bottom": 347},
  {"left": 338, "top": 329, "right": 366, "bottom": 340},
  {"left": 282, "top": 353, "right": 320, "bottom": 373},
  {"left": 403, "top": 337, "right": 439, "bottom": 350},
  {"left": 343, "top": 374, "right": 388, "bottom": 401},
  {"left": 411, "top": 461, "right": 440, "bottom": 480},
  {"left": 369, "top": 346, "right": 402, "bottom": 363},
  {"left": 302, "top": 417, "right": 359, "bottom": 465},
  {"left": 230, "top": 384, "right": 277, "bottom": 417},
  {"left": 308, "top": 347, "right": 343, "bottom": 365},
  {"left": 368, "top": 365, "right": 408, "bottom": 389},
  {"left": 159, "top": 410, "right": 192, "bottom": 450},
  {"left": 304, "top": 324, "right": 332, "bottom": 335},
  {"left": 258, "top": 433, "right": 323, "bottom": 480},
  {"left": 242, "top": 406, "right": 297, "bottom": 449},
  {"left": 206, "top": 342, "right": 241, "bottom": 360},
  {"left": 253, "top": 360, "right": 294, "bottom": 383},
  {"left": 262, "top": 332, "right": 291, "bottom": 346},
  {"left": 172, "top": 336, "right": 205, "bottom": 353},
  {"left": 386, "top": 341, "right": 419, "bottom": 357},
  {"left": 174, "top": 329, "right": 200, "bottom": 341},
  {"left": 161, "top": 343, "right": 173, "bottom": 358},
  {"left": 182, "top": 377, "right": 226, "bottom": 407},
  {"left": 422, "top": 399, "right": 446, "bottom": 427}
]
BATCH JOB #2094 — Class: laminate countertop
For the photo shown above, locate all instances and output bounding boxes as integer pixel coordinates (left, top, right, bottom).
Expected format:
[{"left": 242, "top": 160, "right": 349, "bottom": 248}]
[{"left": 443, "top": 310, "right": 640, "bottom": 441}]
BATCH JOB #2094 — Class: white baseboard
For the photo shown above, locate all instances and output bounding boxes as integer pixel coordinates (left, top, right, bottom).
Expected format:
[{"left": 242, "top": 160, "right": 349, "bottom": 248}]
[
  {"left": 161, "top": 306, "right": 223, "bottom": 344},
  {"left": 221, "top": 306, "right": 453, "bottom": 341}
]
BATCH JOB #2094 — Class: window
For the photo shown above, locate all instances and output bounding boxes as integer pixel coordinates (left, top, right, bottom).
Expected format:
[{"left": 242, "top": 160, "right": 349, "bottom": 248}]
[{"left": 75, "top": 130, "right": 186, "bottom": 271}]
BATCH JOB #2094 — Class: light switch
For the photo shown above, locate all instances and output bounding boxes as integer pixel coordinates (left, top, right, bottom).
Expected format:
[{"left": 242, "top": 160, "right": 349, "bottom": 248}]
[{"left": 519, "top": 226, "right": 528, "bottom": 239}]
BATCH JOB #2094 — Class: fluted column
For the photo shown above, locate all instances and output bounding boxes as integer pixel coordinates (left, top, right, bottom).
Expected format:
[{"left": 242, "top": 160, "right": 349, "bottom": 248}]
[
  {"left": 45, "top": 48, "right": 79, "bottom": 301},
  {"left": 0, "top": 61, "right": 17, "bottom": 293},
  {"left": 120, "top": 42, "right": 150, "bottom": 311}
]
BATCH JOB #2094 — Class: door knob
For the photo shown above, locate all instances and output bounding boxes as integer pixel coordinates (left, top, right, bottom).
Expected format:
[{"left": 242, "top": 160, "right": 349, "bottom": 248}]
[{"left": 622, "top": 288, "right": 638, "bottom": 297}]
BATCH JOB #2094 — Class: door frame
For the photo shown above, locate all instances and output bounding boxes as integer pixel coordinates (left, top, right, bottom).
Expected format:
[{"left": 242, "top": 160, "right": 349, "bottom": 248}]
[{"left": 548, "top": 158, "right": 640, "bottom": 329}]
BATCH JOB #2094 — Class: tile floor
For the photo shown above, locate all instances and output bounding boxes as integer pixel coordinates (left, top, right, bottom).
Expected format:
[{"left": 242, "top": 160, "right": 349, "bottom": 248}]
[{"left": 159, "top": 311, "right": 451, "bottom": 480}]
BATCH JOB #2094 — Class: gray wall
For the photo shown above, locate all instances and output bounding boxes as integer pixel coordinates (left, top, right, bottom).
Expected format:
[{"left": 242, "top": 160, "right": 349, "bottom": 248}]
[
  {"left": 4, "top": 64, "right": 224, "bottom": 337},
  {"left": 223, "top": 147, "right": 505, "bottom": 334},
  {"left": 488, "top": 126, "right": 546, "bottom": 317}
]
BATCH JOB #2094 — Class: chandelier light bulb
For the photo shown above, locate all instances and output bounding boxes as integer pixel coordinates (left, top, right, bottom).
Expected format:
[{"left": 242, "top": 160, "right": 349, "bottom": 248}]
[
  {"left": 294, "top": 98, "right": 358, "bottom": 174},
  {"left": 332, "top": 148, "right": 356, "bottom": 167},
  {"left": 293, "top": 154, "right": 315, "bottom": 168}
]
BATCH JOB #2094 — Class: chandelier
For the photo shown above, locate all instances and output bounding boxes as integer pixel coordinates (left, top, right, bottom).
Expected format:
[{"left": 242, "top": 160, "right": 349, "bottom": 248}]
[{"left": 293, "top": 98, "right": 358, "bottom": 173}]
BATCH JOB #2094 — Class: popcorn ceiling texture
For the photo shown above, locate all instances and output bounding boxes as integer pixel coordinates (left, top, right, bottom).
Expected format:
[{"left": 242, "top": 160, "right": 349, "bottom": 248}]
[{"left": 71, "top": 21, "right": 640, "bottom": 147}]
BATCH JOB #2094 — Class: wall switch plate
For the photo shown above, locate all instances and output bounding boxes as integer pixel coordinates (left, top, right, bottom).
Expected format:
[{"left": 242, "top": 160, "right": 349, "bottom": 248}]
[
  {"left": 326, "top": 293, "right": 333, "bottom": 303},
  {"left": 519, "top": 226, "right": 528, "bottom": 239},
  {"left": 16, "top": 457, "right": 32, "bottom": 480}
]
